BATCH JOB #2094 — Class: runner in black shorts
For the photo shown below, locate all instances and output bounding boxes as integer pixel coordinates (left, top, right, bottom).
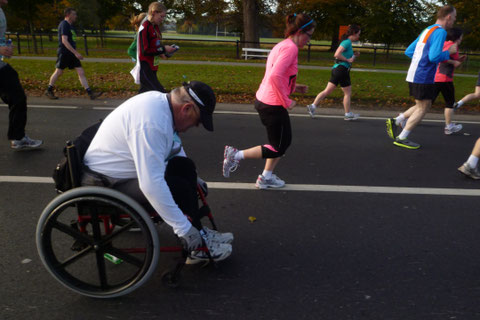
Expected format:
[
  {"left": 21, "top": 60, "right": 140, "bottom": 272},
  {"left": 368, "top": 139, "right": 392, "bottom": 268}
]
[
  {"left": 398, "top": 28, "right": 466, "bottom": 135},
  {"left": 306, "top": 24, "right": 361, "bottom": 121},
  {"left": 45, "top": 8, "right": 102, "bottom": 100}
]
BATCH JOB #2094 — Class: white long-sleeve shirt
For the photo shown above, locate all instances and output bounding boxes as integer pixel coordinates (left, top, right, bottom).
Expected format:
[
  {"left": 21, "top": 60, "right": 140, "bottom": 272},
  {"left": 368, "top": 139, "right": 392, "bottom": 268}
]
[{"left": 84, "top": 91, "right": 191, "bottom": 236}]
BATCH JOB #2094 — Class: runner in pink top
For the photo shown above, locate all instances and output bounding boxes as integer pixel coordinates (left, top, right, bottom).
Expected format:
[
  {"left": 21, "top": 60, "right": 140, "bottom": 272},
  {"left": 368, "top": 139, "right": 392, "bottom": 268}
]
[{"left": 222, "top": 13, "right": 315, "bottom": 189}]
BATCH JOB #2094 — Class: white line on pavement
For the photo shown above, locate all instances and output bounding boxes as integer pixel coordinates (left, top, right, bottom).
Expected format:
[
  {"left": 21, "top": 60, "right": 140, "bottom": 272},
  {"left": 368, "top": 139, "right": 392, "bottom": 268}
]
[
  {"left": 0, "top": 104, "right": 78, "bottom": 109},
  {"left": 1, "top": 175, "right": 479, "bottom": 197},
  {"left": 3, "top": 104, "right": 480, "bottom": 124}
]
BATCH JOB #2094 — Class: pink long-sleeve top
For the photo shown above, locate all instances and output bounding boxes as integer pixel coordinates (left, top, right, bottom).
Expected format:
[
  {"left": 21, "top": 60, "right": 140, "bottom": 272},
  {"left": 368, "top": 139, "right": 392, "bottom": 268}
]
[{"left": 255, "top": 38, "right": 298, "bottom": 108}]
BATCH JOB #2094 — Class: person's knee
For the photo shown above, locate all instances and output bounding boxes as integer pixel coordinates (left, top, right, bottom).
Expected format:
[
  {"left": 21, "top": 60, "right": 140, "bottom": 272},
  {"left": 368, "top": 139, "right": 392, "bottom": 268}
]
[{"left": 166, "top": 157, "right": 197, "bottom": 181}]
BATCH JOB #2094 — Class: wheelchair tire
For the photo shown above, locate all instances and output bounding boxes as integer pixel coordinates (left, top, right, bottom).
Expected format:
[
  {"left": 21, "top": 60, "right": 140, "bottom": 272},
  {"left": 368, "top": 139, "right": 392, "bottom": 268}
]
[{"left": 36, "top": 186, "right": 160, "bottom": 298}]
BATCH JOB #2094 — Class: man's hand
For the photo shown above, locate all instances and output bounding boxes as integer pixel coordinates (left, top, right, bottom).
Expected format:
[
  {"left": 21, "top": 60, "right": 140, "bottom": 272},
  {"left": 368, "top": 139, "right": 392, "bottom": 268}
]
[
  {"left": 0, "top": 46, "right": 13, "bottom": 58},
  {"left": 180, "top": 226, "right": 202, "bottom": 251},
  {"left": 197, "top": 177, "right": 208, "bottom": 197},
  {"left": 74, "top": 52, "right": 84, "bottom": 60},
  {"left": 288, "top": 100, "right": 297, "bottom": 110}
]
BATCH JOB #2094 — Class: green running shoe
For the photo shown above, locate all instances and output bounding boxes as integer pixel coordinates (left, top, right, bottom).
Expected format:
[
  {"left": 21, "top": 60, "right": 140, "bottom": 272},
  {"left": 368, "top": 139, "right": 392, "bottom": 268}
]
[
  {"left": 393, "top": 137, "right": 420, "bottom": 150},
  {"left": 386, "top": 118, "right": 397, "bottom": 140}
]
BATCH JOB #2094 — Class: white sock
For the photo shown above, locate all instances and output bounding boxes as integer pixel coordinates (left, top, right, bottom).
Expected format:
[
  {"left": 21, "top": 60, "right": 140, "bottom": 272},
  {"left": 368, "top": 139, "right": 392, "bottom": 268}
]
[
  {"left": 467, "top": 155, "right": 479, "bottom": 168},
  {"left": 234, "top": 150, "right": 244, "bottom": 161},
  {"left": 262, "top": 170, "right": 272, "bottom": 179},
  {"left": 395, "top": 113, "right": 405, "bottom": 126},
  {"left": 457, "top": 100, "right": 465, "bottom": 108},
  {"left": 398, "top": 129, "right": 410, "bottom": 140}
]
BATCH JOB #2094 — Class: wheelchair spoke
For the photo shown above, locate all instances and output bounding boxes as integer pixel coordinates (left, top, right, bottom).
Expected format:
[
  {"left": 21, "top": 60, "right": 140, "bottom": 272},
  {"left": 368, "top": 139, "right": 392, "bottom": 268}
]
[
  {"left": 59, "top": 245, "right": 93, "bottom": 268},
  {"left": 95, "top": 250, "right": 109, "bottom": 289},
  {"left": 100, "top": 220, "right": 136, "bottom": 244},
  {"left": 106, "top": 246, "right": 144, "bottom": 268},
  {"left": 50, "top": 220, "right": 94, "bottom": 246}
]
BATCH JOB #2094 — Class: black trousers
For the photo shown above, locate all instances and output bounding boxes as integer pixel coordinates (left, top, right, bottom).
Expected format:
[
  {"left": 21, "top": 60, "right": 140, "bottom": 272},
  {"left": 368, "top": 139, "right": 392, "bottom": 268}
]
[
  {"left": 0, "top": 64, "right": 27, "bottom": 140},
  {"left": 138, "top": 61, "right": 166, "bottom": 94},
  {"left": 82, "top": 157, "right": 202, "bottom": 230}
]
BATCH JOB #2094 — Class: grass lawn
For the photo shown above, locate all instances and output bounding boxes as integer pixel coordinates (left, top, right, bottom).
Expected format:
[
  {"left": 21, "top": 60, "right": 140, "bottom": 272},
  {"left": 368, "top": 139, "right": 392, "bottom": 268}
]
[
  {"left": 9, "top": 59, "right": 480, "bottom": 112},
  {"left": 13, "top": 34, "right": 480, "bottom": 74}
]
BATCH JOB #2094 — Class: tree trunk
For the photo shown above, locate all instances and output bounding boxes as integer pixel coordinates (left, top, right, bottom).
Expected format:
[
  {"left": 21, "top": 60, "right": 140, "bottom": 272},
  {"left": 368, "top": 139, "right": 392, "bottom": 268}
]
[
  {"left": 242, "top": 0, "right": 259, "bottom": 49},
  {"left": 29, "top": 21, "right": 38, "bottom": 54}
]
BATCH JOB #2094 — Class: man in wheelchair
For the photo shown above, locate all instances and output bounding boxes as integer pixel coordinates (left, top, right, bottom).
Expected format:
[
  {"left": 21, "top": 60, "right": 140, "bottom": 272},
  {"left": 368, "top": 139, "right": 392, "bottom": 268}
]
[{"left": 81, "top": 81, "right": 233, "bottom": 264}]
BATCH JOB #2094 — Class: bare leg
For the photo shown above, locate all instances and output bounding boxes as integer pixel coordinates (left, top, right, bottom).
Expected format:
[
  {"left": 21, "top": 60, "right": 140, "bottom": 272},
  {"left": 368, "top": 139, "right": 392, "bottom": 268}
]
[
  {"left": 264, "top": 157, "right": 281, "bottom": 172},
  {"left": 444, "top": 108, "right": 454, "bottom": 126},
  {"left": 459, "top": 86, "right": 480, "bottom": 104},
  {"left": 472, "top": 138, "right": 480, "bottom": 157},
  {"left": 75, "top": 67, "right": 89, "bottom": 89},
  {"left": 313, "top": 82, "right": 337, "bottom": 106},
  {"left": 402, "top": 105, "right": 417, "bottom": 118},
  {"left": 341, "top": 85, "right": 352, "bottom": 114},
  {"left": 48, "top": 68, "right": 64, "bottom": 86},
  {"left": 404, "top": 99, "right": 431, "bottom": 131},
  {"left": 242, "top": 146, "right": 262, "bottom": 159}
]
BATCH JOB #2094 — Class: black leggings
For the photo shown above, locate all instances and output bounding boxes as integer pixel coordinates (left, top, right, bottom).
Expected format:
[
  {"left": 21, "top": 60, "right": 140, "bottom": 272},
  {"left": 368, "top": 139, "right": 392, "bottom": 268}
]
[
  {"left": 433, "top": 82, "right": 455, "bottom": 108},
  {"left": 255, "top": 100, "right": 292, "bottom": 158},
  {"left": 0, "top": 64, "right": 27, "bottom": 140},
  {"left": 138, "top": 61, "right": 166, "bottom": 94}
]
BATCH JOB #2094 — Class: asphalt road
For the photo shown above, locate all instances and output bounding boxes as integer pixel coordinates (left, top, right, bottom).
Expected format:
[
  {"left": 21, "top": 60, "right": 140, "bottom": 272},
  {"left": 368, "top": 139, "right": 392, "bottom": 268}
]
[{"left": 1, "top": 97, "right": 480, "bottom": 320}]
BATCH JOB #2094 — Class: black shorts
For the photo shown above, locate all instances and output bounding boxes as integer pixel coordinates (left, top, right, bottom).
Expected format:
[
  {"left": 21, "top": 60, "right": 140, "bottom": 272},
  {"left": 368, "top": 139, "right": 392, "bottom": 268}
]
[
  {"left": 56, "top": 51, "right": 81, "bottom": 70},
  {"left": 433, "top": 82, "right": 455, "bottom": 108},
  {"left": 329, "top": 65, "right": 351, "bottom": 87},
  {"left": 476, "top": 71, "right": 480, "bottom": 87},
  {"left": 408, "top": 82, "right": 436, "bottom": 101}
]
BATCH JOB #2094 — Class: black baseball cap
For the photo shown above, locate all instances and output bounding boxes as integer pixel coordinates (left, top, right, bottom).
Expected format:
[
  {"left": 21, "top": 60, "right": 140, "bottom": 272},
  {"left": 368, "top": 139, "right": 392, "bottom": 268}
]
[{"left": 183, "top": 81, "right": 216, "bottom": 131}]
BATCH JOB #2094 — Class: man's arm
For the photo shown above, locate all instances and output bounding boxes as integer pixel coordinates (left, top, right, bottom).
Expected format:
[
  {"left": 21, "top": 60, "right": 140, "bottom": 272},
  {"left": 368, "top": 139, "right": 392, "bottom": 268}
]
[
  {"left": 129, "top": 126, "right": 192, "bottom": 237},
  {"left": 62, "top": 35, "right": 83, "bottom": 60},
  {"left": 0, "top": 45, "right": 13, "bottom": 58}
]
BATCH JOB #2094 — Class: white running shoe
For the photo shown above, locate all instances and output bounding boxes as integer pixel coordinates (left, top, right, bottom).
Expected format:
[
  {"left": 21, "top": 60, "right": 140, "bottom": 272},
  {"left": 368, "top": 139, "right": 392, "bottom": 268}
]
[
  {"left": 10, "top": 135, "right": 43, "bottom": 150},
  {"left": 307, "top": 104, "right": 316, "bottom": 118},
  {"left": 344, "top": 112, "right": 360, "bottom": 121},
  {"left": 186, "top": 242, "right": 232, "bottom": 265},
  {"left": 255, "top": 174, "right": 285, "bottom": 189},
  {"left": 203, "top": 226, "right": 234, "bottom": 244},
  {"left": 444, "top": 123, "right": 462, "bottom": 135},
  {"left": 223, "top": 145, "right": 239, "bottom": 178}
]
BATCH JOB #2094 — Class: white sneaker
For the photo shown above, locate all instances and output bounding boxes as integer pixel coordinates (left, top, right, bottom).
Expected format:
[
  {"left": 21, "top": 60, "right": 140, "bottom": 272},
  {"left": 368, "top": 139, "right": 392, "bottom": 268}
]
[
  {"left": 445, "top": 123, "right": 462, "bottom": 135},
  {"left": 186, "top": 242, "right": 232, "bottom": 265},
  {"left": 344, "top": 112, "right": 360, "bottom": 121},
  {"left": 223, "top": 145, "right": 239, "bottom": 178},
  {"left": 306, "top": 104, "right": 316, "bottom": 118},
  {"left": 203, "top": 226, "right": 234, "bottom": 244},
  {"left": 255, "top": 174, "right": 285, "bottom": 189},
  {"left": 10, "top": 135, "right": 43, "bottom": 149}
]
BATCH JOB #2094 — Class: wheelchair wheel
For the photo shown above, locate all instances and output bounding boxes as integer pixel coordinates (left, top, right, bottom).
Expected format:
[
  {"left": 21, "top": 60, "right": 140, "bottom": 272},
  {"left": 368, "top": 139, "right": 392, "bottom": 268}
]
[{"left": 36, "top": 187, "right": 160, "bottom": 298}]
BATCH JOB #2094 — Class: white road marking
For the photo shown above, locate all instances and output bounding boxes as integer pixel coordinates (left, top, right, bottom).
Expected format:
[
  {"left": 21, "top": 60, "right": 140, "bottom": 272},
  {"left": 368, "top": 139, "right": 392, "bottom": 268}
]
[
  {"left": 2, "top": 104, "right": 480, "bottom": 124},
  {"left": 1, "top": 176, "right": 479, "bottom": 197}
]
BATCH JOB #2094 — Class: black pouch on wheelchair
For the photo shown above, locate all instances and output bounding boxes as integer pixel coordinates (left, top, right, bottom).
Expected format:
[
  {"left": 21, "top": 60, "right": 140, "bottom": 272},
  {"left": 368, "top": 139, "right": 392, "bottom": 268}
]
[{"left": 52, "top": 121, "right": 102, "bottom": 192}]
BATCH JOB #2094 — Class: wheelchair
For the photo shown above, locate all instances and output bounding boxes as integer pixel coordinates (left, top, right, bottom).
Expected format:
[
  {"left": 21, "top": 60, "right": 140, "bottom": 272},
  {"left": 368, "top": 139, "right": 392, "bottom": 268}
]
[{"left": 36, "top": 141, "right": 218, "bottom": 298}]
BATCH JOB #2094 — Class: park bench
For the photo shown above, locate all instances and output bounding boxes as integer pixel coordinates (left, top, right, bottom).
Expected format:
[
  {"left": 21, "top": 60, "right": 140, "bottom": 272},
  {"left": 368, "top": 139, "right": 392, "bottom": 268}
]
[{"left": 242, "top": 48, "right": 271, "bottom": 60}]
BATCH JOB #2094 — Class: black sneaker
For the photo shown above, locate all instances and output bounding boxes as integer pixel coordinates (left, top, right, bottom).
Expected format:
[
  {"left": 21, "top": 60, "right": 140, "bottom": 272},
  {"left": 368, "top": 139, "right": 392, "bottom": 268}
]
[
  {"left": 89, "top": 91, "right": 103, "bottom": 100},
  {"left": 45, "top": 89, "right": 58, "bottom": 100},
  {"left": 393, "top": 137, "right": 420, "bottom": 150},
  {"left": 386, "top": 118, "right": 397, "bottom": 140}
]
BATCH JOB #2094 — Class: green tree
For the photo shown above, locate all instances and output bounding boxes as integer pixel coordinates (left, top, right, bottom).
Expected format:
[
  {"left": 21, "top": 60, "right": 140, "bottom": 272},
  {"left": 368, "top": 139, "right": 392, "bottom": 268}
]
[{"left": 448, "top": 0, "right": 480, "bottom": 50}]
